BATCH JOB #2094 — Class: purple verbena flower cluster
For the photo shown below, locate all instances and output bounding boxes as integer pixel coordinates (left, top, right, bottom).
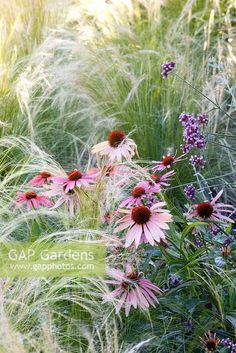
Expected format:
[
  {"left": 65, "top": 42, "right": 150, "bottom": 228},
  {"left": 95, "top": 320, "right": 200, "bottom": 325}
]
[
  {"left": 195, "top": 237, "right": 203, "bottom": 248},
  {"left": 179, "top": 113, "right": 207, "bottom": 151},
  {"left": 197, "top": 113, "right": 209, "bottom": 124},
  {"left": 189, "top": 155, "right": 206, "bottom": 168},
  {"left": 161, "top": 61, "right": 176, "bottom": 79},
  {"left": 179, "top": 113, "right": 208, "bottom": 168},
  {"left": 221, "top": 338, "right": 236, "bottom": 353},
  {"left": 169, "top": 274, "right": 180, "bottom": 287},
  {"left": 184, "top": 184, "right": 196, "bottom": 200}
]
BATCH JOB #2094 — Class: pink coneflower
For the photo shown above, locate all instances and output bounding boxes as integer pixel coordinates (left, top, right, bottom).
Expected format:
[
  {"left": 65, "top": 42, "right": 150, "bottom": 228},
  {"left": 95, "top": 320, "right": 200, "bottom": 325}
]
[
  {"left": 119, "top": 184, "right": 152, "bottom": 208},
  {"left": 114, "top": 203, "right": 172, "bottom": 248},
  {"left": 29, "top": 171, "right": 53, "bottom": 186},
  {"left": 15, "top": 191, "right": 52, "bottom": 210},
  {"left": 152, "top": 154, "right": 185, "bottom": 172},
  {"left": 138, "top": 170, "right": 175, "bottom": 193},
  {"left": 45, "top": 184, "right": 80, "bottom": 217},
  {"left": 103, "top": 264, "right": 162, "bottom": 316},
  {"left": 52, "top": 169, "right": 95, "bottom": 193},
  {"left": 91, "top": 130, "right": 137, "bottom": 163},
  {"left": 187, "top": 190, "right": 235, "bottom": 223}
]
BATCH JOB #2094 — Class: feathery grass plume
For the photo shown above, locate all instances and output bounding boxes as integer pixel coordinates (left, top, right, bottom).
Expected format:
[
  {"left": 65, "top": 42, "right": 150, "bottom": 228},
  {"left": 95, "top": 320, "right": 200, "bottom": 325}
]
[{"left": 0, "top": 0, "right": 66, "bottom": 139}]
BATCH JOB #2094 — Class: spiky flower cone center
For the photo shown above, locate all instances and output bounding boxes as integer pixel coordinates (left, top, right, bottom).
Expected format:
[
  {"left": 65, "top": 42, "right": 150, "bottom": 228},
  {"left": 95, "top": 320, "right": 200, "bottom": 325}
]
[
  {"left": 108, "top": 130, "right": 125, "bottom": 147},
  {"left": 162, "top": 155, "right": 174, "bottom": 166},
  {"left": 197, "top": 202, "right": 213, "bottom": 219},
  {"left": 122, "top": 272, "right": 140, "bottom": 289},
  {"left": 205, "top": 340, "right": 217, "bottom": 352},
  {"left": 25, "top": 191, "right": 37, "bottom": 200},
  {"left": 40, "top": 171, "right": 51, "bottom": 178},
  {"left": 221, "top": 246, "right": 231, "bottom": 257},
  {"left": 131, "top": 205, "right": 151, "bottom": 224},
  {"left": 201, "top": 332, "right": 220, "bottom": 353},
  {"left": 151, "top": 173, "right": 161, "bottom": 183},
  {"left": 131, "top": 186, "right": 145, "bottom": 198},
  {"left": 68, "top": 170, "right": 82, "bottom": 181}
]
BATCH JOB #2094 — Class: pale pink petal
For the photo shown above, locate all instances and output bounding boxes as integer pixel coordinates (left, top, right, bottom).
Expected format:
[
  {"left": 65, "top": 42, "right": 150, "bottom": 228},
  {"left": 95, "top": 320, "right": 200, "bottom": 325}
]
[
  {"left": 130, "top": 288, "right": 138, "bottom": 308},
  {"left": 52, "top": 198, "right": 66, "bottom": 209},
  {"left": 125, "top": 224, "right": 142, "bottom": 248},
  {"left": 115, "top": 291, "right": 127, "bottom": 314},
  {"left": 211, "top": 189, "right": 223, "bottom": 205},
  {"left": 139, "top": 288, "right": 156, "bottom": 307},
  {"left": 133, "top": 224, "right": 143, "bottom": 248},
  {"left": 109, "top": 287, "right": 124, "bottom": 299},
  {"left": 139, "top": 279, "right": 162, "bottom": 293},
  {"left": 140, "top": 286, "right": 159, "bottom": 304},
  {"left": 150, "top": 202, "right": 167, "bottom": 210},
  {"left": 145, "top": 221, "right": 163, "bottom": 242},
  {"left": 52, "top": 176, "right": 68, "bottom": 184},
  {"left": 135, "top": 287, "right": 150, "bottom": 308},
  {"left": 143, "top": 224, "right": 155, "bottom": 246},
  {"left": 212, "top": 214, "right": 234, "bottom": 223},
  {"left": 114, "top": 220, "right": 133, "bottom": 233}
]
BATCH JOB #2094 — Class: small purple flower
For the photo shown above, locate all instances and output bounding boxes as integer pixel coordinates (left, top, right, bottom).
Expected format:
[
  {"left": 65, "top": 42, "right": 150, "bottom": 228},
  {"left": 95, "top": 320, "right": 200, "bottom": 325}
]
[
  {"left": 169, "top": 274, "right": 180, "bottom": 287},
  {"left": 221, "top": 338, "right": 232, "bottom": 348},
  {"left": 195, "top": 237, "right": 203, "bottom": 247},
  {"left": 194, "top": 136, "right": 206, "bottom": 149},
  {"left": 189, "top": 155, "right": 206, "bottom": 168},
  {"left": 184, "top": 124, "right": 199, "bottom": 136},
  {"left": 221, "top": 338, "right": 236, "bottom": 352},
  {"left": 230, "top": 344, "right": 236, "bottom": 352},
  {"left": 181, "top": 143, "right": 192, "bottom": 153},
  {"left": 184, "top": 184, "right": 196, "bottom": 200},
  {"left": 197, "top": 113, "right": 208, "bottom": 125},
  {"left": 179, "top": 113, "right": 194, "bottom": 125},
  {"left": 184, "top": 319, "right": 194, "bottom": 333},
  {"left": 161, "top": 61, "right": 176, "bottom": 79},
  {"left": 224, "top": 235, "right": 234, "bottom": 246}
]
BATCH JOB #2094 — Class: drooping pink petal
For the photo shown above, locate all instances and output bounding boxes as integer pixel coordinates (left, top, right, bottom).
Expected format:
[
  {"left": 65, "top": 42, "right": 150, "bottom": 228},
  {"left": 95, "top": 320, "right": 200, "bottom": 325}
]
[
  {"left": 210, "top": 189, "right": 223, "bottom": 205},
  {"left": 139, "top": 287, "right": 156, "bottom": 307},
  {"left": 143, "top": 224, "right": 155, "bottom": 246},
  {"left": 114, "top": 220, "right": 133, "bottom": 233},
  {"left": 125, "top": 224, "right": 142, "bottom": 248},
  {"left": 115, "top": 291, "right": 127, "bottom": 314},
  {"left": 52, "top": 176, "right": 68, "bottom": 184}
]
